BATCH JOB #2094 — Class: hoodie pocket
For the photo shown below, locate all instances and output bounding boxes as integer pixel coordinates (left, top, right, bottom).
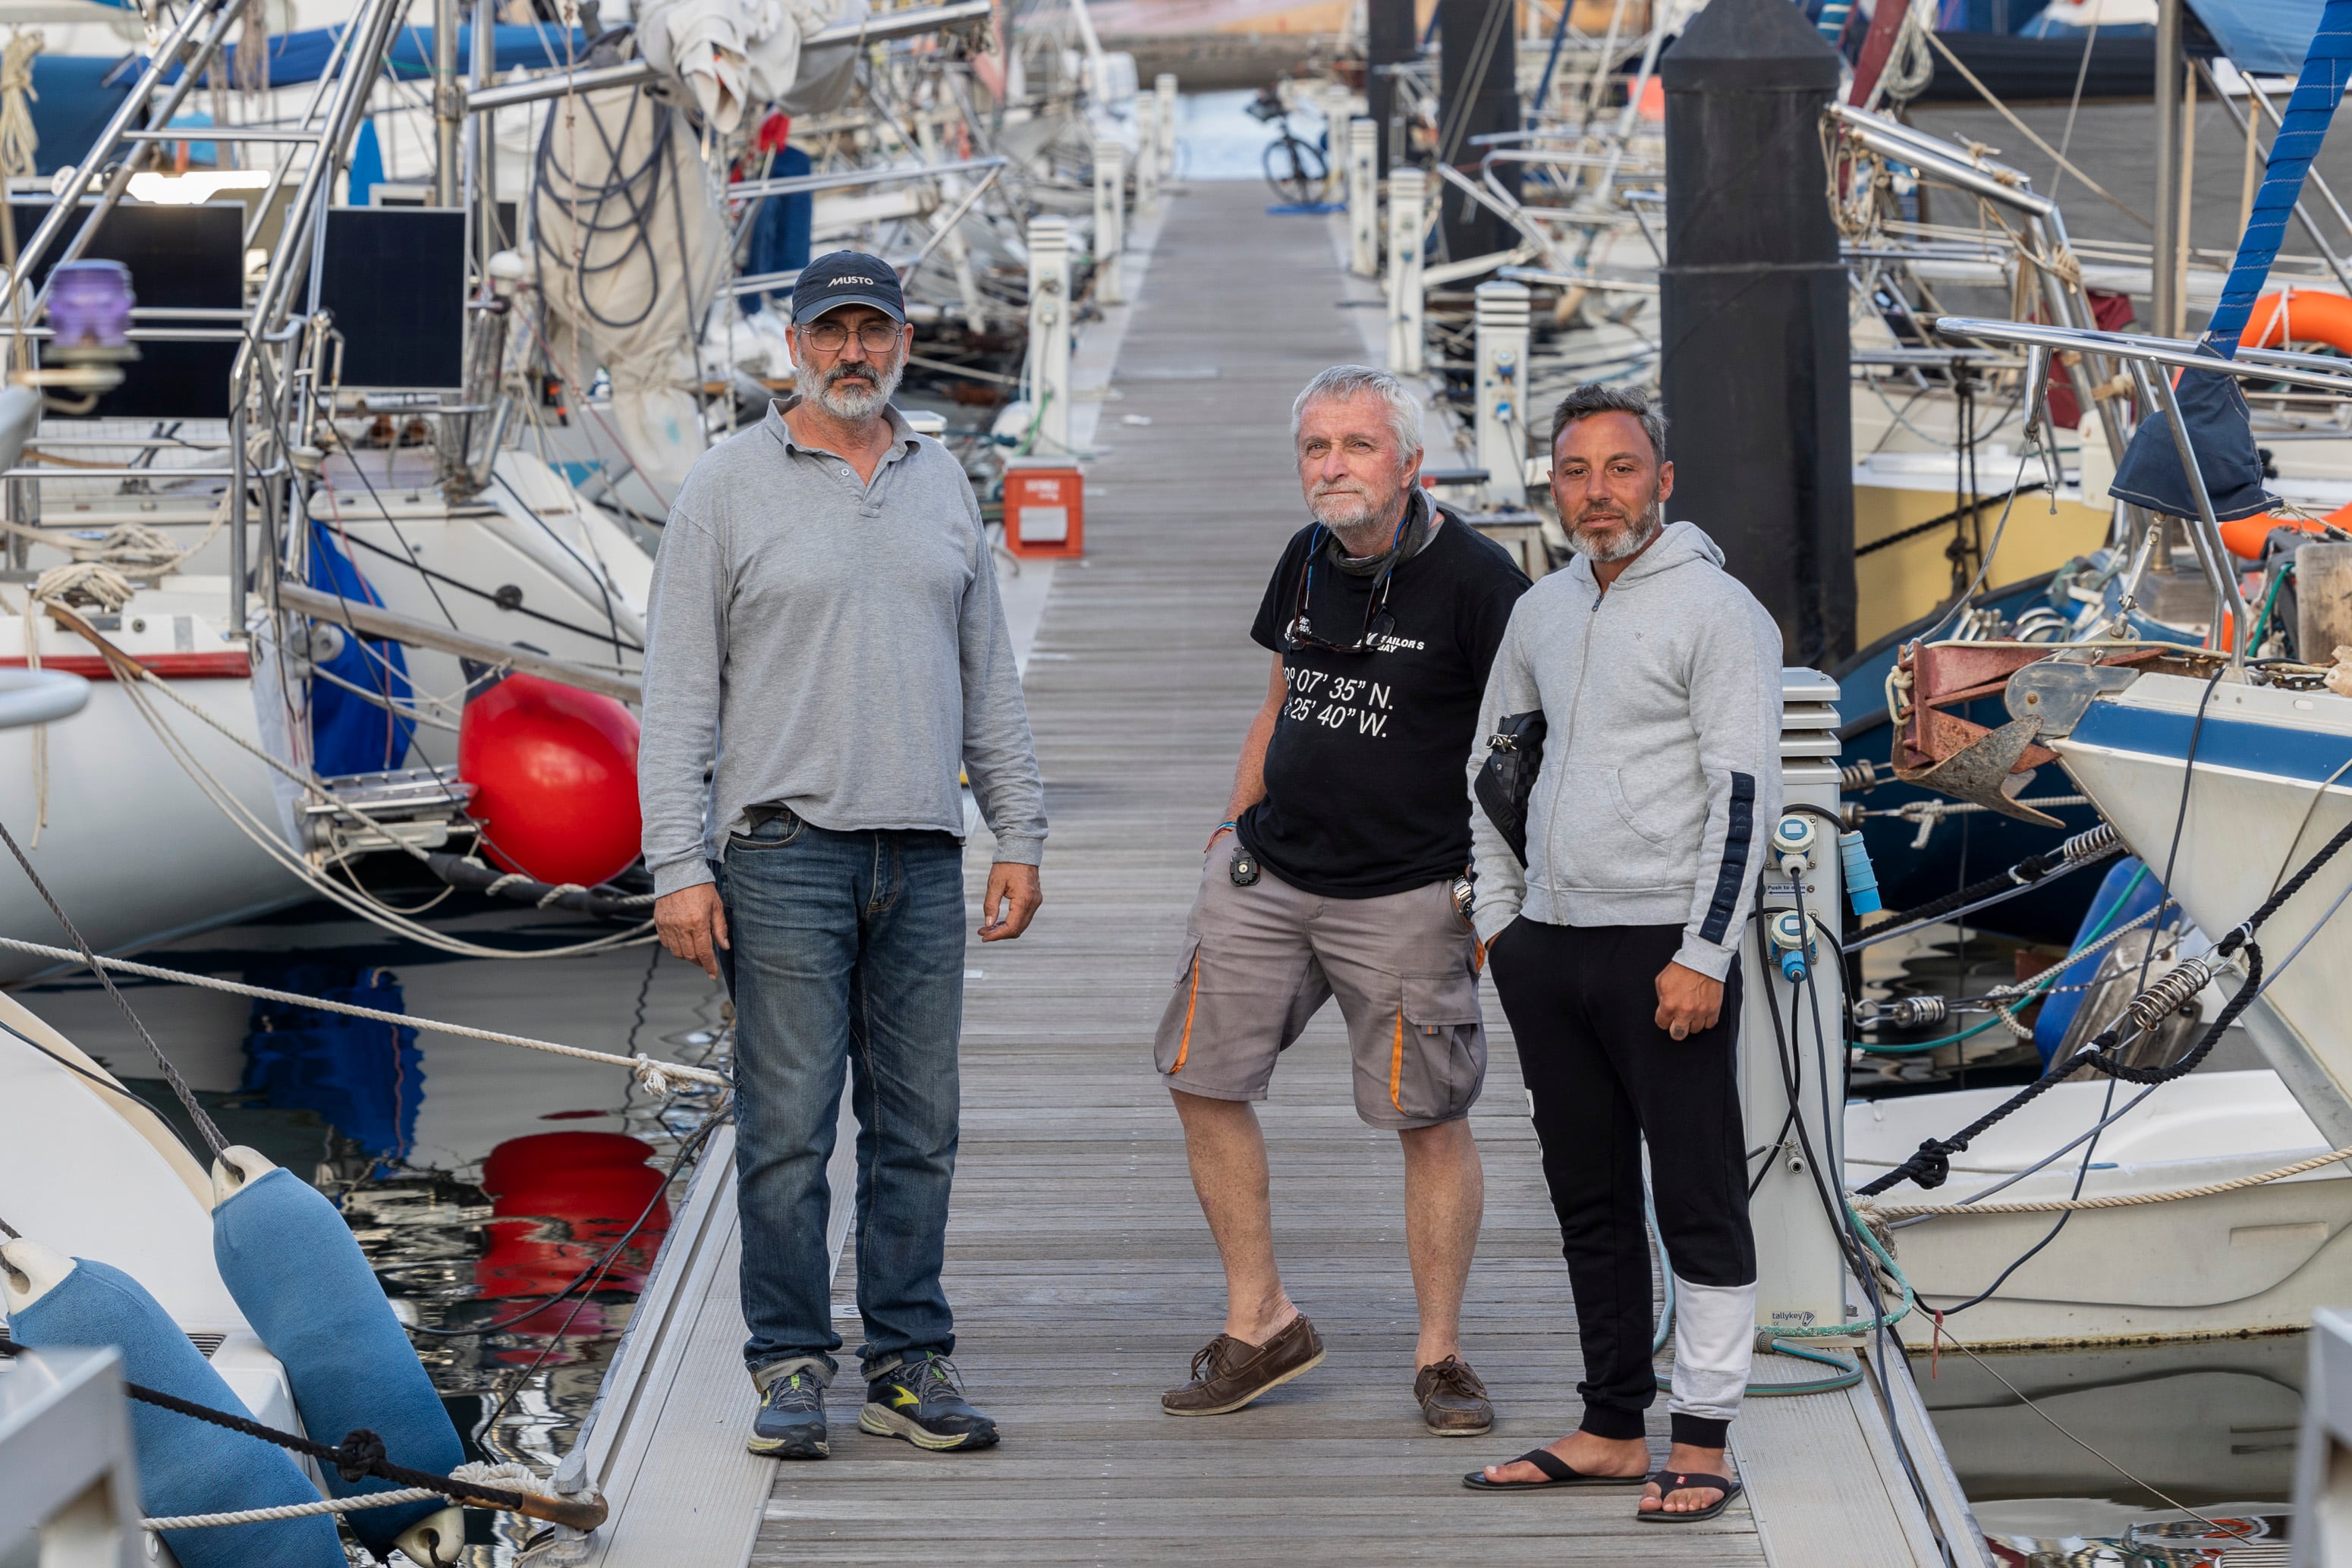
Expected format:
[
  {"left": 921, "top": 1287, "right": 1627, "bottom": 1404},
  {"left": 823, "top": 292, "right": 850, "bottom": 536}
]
[{"left": 1548, "top": 765, "right": 1681, "bottom": 889}]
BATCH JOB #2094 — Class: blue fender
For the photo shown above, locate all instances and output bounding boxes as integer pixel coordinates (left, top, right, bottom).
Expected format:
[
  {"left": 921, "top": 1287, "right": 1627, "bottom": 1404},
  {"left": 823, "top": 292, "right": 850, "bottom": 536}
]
[
  {"left": 212, "top": 1161, "right": 464, "bottom": 1556},
  {"left": 7, "top": 1252, "right": 342, "bottom": 1568}
]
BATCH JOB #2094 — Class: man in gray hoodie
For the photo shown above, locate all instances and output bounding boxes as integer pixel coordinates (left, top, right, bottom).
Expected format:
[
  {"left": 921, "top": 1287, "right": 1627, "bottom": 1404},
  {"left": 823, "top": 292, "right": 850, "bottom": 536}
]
[{"left": 1461, "top": 385, "right": 1781, "bottom": 1522}]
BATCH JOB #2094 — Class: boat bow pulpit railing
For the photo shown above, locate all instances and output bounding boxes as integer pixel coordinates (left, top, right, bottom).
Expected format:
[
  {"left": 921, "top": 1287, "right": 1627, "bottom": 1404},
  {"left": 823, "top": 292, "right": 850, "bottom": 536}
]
[
  {"left": 1826, "top": 102, "right": 2136, "bottom": 482},
  {"left": 1929, "top": 314, "right": 2352, "bottom": 667}
]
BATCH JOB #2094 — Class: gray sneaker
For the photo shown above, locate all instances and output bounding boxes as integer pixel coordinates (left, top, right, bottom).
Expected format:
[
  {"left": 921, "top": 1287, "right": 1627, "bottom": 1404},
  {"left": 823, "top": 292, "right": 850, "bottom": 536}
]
[
  {"left": 748, "top": 1367, "right": 828, "bottom": 1459},
  {"left": 859, "top": 1353, "right": 999, "bottom": 1452}
]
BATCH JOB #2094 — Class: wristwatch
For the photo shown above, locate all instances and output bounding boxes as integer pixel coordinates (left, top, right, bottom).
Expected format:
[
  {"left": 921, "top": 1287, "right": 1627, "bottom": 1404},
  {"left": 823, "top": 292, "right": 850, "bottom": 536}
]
[{"left": 1451, "top": 876, "right": 1475, "bottom": 920}]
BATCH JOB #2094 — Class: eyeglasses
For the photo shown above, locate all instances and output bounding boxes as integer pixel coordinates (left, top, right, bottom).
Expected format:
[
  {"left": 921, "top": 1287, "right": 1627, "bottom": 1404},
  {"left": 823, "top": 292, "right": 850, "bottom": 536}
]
[
  {"left": 1284, "top": 527, "right": 1401, "bottom": 655},
  {"left": 800, "top": 319, "right": 904, "bottom": 354}
]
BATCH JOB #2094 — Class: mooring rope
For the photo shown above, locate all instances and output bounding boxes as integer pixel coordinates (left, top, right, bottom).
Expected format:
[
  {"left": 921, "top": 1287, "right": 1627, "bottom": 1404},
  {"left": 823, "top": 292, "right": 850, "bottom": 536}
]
[
  {"left": 1862, "top": 1143, "right": 2352, "bottom": 1219},
  {"left": 142, "top": 1462, "right": 552, "bottom": 1531},
  {"left": 143, "top": 1487, "right": 446, "bottom": 1530},
  {"left": 112, "top": 1380, "right": 602, "bottom": 1530},
  {"left": 0, "top": 936, "right": 726, "bottom": 1095}
]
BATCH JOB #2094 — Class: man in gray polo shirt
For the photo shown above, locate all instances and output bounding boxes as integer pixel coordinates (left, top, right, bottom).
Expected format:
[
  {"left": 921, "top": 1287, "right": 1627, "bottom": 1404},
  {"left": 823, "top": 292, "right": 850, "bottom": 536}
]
[{"left": 639, "top": 251, "right": 1048, "bottom": 1462}]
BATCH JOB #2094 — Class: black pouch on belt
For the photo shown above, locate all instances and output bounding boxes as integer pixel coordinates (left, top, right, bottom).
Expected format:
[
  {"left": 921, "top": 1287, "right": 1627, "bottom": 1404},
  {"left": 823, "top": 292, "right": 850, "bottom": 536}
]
[{"left": 1473, "top": 710, "right": 1548, "bottom": 866}]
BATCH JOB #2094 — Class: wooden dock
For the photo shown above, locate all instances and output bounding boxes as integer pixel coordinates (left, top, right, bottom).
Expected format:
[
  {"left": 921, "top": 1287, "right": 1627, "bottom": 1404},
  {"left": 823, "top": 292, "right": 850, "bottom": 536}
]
[{"left": 555, "top": 181, "right": 1987, "bottom": 1568}]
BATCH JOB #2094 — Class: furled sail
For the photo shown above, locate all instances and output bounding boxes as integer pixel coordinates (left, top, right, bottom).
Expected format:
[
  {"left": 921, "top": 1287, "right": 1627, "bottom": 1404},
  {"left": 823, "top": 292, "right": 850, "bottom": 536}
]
[{"left": 633, "top": 0, "right": 869, "bottom": 134}]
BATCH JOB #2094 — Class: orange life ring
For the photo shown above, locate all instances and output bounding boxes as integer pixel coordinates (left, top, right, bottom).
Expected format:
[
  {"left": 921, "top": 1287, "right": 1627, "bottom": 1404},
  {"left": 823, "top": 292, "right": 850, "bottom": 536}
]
[
  {"left": 2225, "top": 291, "right": 2352, "bottom": 555},
  {"left": 2237, "top": 289, "right": 2352, "bottom": 354}
]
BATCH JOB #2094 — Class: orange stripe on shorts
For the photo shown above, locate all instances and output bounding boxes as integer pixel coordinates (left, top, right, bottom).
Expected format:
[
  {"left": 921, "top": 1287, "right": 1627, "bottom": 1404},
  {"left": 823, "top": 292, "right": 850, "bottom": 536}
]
[
  {"left": 1173, "top": 951, "right": 1202, "bottom": 1073},
  {"left": 1389, "top": 1007, "right": 1406, "bottom": 1112}
]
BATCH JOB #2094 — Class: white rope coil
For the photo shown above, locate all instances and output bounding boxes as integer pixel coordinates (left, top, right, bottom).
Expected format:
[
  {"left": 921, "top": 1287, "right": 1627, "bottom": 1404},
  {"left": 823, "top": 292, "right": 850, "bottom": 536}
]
[
  {"left": 1860, "top": 1145, "right": 2352, "bottom": 1220},
  {"left": 32, "top": 562, "right": 135, "bottom": 612},
  {"left": 0, "top": 32, "right": 39, "bottom": 184},
  {"left": 0, "top": 935, "right": 728, "bottom": 1091}
]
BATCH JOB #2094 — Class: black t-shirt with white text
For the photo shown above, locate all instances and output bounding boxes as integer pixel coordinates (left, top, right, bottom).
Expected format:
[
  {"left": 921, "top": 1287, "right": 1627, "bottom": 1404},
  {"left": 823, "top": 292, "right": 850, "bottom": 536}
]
[{"left": 1240, "top": 514, "right": 1530, "bottom": 898}]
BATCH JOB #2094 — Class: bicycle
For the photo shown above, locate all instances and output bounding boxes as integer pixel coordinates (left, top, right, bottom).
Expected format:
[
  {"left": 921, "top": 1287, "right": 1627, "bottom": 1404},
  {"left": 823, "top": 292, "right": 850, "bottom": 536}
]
[{"left": 1248, "top": 88, "right": 1329, "bottom": 206}]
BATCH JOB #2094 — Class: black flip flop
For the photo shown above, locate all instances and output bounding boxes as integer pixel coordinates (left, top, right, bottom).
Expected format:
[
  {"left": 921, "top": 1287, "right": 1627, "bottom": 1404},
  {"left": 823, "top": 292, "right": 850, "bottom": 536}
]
[
  {"left": 1636, "top": 1469, "right": 1744, "bottom": 1522},
  {"left": 1462, "top": 1448, "right": 1652, "bottom": 1491}
]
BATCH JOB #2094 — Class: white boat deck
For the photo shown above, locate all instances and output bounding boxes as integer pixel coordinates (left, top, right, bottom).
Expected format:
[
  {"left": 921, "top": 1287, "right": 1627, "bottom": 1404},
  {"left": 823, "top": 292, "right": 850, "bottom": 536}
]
[{"left": 549, "top": 181, "right": 1988, "bottom": 1568}]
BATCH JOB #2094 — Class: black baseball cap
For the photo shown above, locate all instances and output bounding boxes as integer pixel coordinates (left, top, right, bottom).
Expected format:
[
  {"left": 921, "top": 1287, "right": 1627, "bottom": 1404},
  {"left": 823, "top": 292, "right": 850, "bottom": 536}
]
[{"left": 791, "top": 251, "right": 906, "bottom": 325}]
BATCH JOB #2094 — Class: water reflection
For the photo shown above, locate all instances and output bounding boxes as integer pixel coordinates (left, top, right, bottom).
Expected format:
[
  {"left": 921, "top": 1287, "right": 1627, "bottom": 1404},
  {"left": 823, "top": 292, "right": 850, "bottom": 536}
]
[
  {"left": 14, "top": 893, "right": 729, "bottom": 1566},
  {"left": 1914, "top": 1334, "right": 2303, "bottom": 1565},
  {"left": 242, "top": 962, "right": 421, "bottom": 1174}
]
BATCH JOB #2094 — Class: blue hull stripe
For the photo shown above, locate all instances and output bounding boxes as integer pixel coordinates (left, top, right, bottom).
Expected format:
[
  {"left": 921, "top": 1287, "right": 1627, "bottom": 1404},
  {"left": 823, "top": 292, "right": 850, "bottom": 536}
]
[{"left": 2067, "top": 701, "right": 2352, "bottom": 786}]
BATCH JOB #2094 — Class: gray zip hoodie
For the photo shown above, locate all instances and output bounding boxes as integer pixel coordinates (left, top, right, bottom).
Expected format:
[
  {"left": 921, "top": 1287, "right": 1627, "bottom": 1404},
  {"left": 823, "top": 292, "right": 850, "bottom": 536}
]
[{"left": 1467, "top": 520, "right": 1783, "bottom": 980}]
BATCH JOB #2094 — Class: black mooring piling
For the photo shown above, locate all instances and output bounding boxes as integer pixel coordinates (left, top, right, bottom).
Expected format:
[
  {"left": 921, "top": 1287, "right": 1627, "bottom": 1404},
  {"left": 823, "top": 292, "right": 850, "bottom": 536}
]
[
  {"left": 1435, "top": 0, "right": 1519, "bottom": 259},
  {"left": 1657, "top": 0, "right": 1855, "bottom": 666},
  {"left": 1366, "top": 0, "right": 1415, "bottom": 178}
]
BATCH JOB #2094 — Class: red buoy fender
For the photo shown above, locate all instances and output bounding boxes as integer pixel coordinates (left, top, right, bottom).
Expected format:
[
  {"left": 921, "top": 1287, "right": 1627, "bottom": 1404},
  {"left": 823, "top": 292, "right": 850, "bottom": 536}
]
[{"left": 457, "top": 672, "right": 642, "bottom": 888}]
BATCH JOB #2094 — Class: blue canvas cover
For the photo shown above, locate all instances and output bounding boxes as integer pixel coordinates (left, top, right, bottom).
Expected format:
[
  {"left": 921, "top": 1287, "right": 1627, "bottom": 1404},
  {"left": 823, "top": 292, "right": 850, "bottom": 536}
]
[
  {"left": 2190, "top": 0, "right": 2330, "bottom": 75},
  {"left": 744, "top": 146, "right": 814, "bottom": 310},
  {"left": 305, "top": 520, "right": 417, "bottom": 776}
]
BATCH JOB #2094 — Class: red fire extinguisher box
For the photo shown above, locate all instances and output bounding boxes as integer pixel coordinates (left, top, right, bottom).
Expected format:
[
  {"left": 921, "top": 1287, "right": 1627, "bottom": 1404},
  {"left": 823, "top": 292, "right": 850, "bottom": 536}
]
[{"left": 1002, "top": 456, "right": 1084, "bottom": 558}]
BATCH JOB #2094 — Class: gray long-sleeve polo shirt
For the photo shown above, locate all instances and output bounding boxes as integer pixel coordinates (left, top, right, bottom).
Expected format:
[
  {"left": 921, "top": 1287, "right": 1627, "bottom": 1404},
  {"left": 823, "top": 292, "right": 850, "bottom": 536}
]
[{"left": 637, "top": 398, "right": 1048, "bottom": 897}]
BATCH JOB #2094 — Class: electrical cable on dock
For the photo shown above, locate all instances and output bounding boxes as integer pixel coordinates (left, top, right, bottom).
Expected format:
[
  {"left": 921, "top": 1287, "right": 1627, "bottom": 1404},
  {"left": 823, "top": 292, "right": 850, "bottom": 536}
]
[{"left": 1846, "top": 821, "right": 2122, "bottom": 951}]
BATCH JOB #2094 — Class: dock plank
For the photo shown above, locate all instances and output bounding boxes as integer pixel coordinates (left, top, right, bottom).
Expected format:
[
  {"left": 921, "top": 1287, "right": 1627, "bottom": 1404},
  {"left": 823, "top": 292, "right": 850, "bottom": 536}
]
[{"left": 750, "top": 181, "right": 1769, "bottom": 1568}]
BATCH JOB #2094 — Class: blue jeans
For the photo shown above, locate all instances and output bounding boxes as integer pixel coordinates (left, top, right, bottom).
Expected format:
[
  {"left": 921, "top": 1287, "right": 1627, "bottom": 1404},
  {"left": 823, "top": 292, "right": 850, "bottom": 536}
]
[{"left": 718, "top": 809, "right": 966, "bottom": 1382}]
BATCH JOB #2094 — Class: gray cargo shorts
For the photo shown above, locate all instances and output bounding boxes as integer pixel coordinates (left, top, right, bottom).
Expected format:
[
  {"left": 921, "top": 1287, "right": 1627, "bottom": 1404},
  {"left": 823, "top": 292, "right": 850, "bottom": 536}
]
[{"left": 1152, "top": 853, "right": 1487, "bottom": 1130}]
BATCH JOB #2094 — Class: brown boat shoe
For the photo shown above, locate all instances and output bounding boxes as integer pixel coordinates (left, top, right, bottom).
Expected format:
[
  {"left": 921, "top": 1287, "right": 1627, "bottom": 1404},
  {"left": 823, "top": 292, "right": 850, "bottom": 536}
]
[
  {"left": 1415, "top": 1356, "right": 1494, "bottom": 1435},
  {"left": 1162, "top": 1314, "right": 1327, "bottom": 1416}
]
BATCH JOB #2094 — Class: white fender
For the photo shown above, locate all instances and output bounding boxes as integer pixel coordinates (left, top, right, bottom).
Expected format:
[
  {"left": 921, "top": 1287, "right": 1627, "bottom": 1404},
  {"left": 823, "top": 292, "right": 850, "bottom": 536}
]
[
  {"left": 209, "top": 1144, "right": 279, "bottom": 1208},
  {"left": 0, "top": 1236, "right": 76, "bottom": 1314},
  {"left": 395, "top": 1508, "right": 467, "bottom": 1567}
]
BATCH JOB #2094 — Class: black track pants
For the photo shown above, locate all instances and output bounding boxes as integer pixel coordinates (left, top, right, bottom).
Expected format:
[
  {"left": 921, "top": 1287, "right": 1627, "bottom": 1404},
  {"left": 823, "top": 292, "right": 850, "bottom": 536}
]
[{"left": 1488, "top": 918, "right": 1757, "bottom": 1450}]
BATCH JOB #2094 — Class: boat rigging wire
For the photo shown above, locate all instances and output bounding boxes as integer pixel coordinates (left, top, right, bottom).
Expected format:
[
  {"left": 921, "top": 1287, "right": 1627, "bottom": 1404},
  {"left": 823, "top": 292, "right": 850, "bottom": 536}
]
[
  {"left": 1847, "top": 822, "right": 2122, "bottom": 951},
  {"left": 1868, "top": 1141, "right": 2352, "bottom": 1219},
  {"left": 0, "top": 1014, "right": 214, "bottom": 1168},
  {"left": 0, "top": 936, "right": 727, "bottom": 1092},
  {"left": 1936, "top": 1334, "right": 2256, "bottom": 1548},
  {"left": 1907, "top": 449, "right": 2035, "bottom": 648},
  {"left": 1856, "top": 801, "right": 2352, "bottom": 1200},
  {"left": 0, "top": 812, "right": 228, "bottom": 1158}
]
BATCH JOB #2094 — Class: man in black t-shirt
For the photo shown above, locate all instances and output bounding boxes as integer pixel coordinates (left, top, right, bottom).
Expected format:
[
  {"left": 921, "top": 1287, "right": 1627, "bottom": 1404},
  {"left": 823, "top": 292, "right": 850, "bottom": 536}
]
[{"left": 1153, "top": 365, "right": 1529, "bottom": 1435}]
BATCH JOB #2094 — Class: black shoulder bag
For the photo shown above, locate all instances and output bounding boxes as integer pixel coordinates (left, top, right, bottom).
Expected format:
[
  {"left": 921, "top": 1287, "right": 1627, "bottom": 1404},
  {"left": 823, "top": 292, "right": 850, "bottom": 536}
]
[{"left": 1473, "top": 710, "right": 1547, "bottom": 867}]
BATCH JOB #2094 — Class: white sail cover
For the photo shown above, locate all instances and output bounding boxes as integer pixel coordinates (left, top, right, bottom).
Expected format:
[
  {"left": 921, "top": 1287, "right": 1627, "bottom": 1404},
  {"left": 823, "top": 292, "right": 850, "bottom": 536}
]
[
  {"left": 634, "top": 0, "right": 870, "bottom": 133},
  {"left": 528, "top": 82, "right": 730, "bottom": 506}
]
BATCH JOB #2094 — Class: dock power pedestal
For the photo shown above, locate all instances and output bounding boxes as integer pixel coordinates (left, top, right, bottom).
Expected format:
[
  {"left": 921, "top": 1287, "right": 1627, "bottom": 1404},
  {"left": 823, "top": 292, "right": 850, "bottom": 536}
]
[{"left": 1740, "top": 667, "right": 1860, "bottom": 1337}]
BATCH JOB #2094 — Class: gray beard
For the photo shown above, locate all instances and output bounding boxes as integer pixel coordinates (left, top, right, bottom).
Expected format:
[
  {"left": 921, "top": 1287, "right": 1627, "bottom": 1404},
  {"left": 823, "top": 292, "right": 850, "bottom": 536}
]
[
  {"left": 807, "top": 355, "right": 905, "bottom": 419},
  {"left": 1310, "top": 489, "right": 1401, "bottom": 554},
  {"left": 1567, "top": 503, "right": 1664, "bottom": 564}
]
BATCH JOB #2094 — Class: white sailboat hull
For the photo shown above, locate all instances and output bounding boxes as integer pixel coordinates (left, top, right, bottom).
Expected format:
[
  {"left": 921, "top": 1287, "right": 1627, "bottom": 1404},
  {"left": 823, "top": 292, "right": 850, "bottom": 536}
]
[
  {"left": 1850, "top": 1072, "right": 2352, "bottom": 1347},
  {"left": 0, "top": 586, "right": 296, "bottom": 982}
]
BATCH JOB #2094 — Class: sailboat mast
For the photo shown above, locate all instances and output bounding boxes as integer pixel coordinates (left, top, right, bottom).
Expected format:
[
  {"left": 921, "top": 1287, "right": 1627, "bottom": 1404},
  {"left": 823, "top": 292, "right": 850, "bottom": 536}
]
[
  {"left": 2153, "top": 0, "right": 2184, "bottom": 336},
  {"left": 435, "top": 0, "right": 461, "bottom": 206}
]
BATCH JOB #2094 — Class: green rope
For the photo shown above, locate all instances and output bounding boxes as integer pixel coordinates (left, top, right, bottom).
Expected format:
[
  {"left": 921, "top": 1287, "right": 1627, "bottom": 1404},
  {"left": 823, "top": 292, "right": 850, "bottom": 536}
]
[
  {"left": 2249, "top": 559, "right": 2295, "bottom": 652},
  {"left": 1850, "top": 863, "right": 2150, "bottom": 1056},
  {"left": 1644, "top": 1194, "right": 1872, "bottom": 1396}
]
